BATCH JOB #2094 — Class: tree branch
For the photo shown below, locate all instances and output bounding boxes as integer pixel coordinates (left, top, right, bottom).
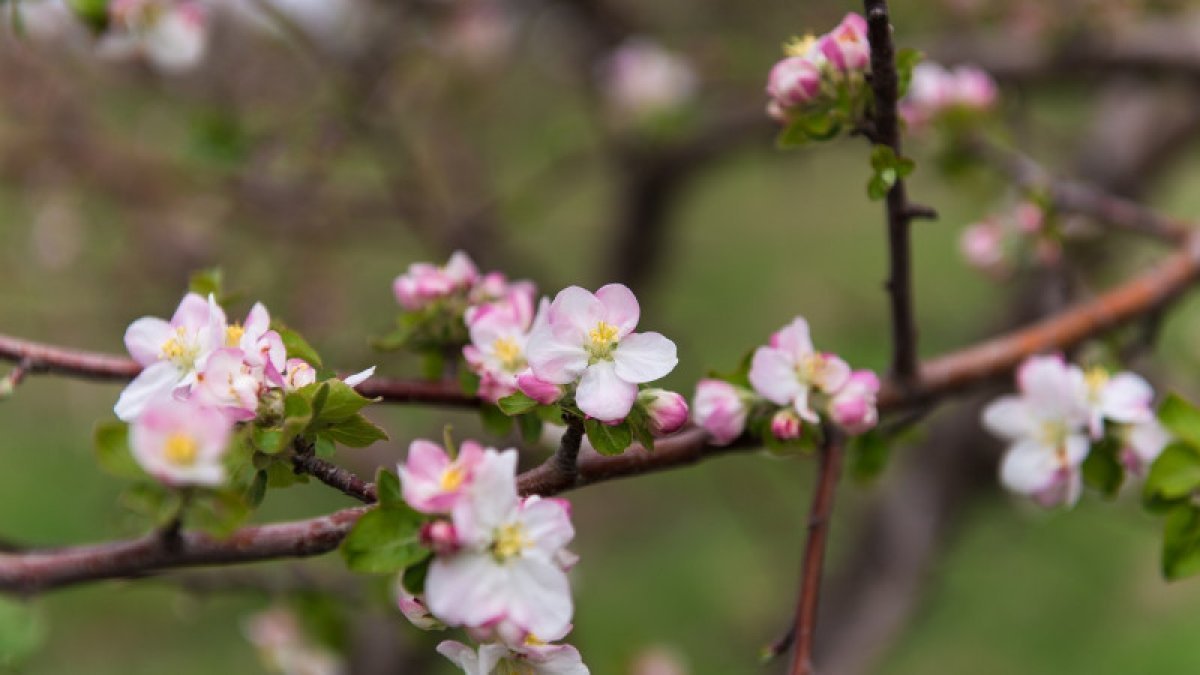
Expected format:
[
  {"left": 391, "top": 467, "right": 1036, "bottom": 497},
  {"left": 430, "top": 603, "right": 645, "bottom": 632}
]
[
  {"left": 788, "top": 427, "right": 844, "bottom": 675},
  {"left": 864, "top": 0, "right": 925, "bottom": 383},
  {"left": 290, "top": 443, "right": 377, "bottom": 504}
]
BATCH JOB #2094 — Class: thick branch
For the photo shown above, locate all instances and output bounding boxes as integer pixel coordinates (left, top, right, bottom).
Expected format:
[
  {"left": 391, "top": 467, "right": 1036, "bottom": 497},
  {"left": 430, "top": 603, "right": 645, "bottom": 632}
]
[
  {"left": 788, "top": 428, "right": 844, "bottom": 675},
  {"left": 865, "top": 0, "right": 923, "bottom": 382}
]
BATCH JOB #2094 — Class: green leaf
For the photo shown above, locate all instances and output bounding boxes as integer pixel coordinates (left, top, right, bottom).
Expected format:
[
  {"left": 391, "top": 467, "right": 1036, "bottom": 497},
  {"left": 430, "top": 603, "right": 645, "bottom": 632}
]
[
  {"left": 1081, "top": 441, "right": 1124, "bottom": 497},
  {"left": 867, "top": 172, "right": 891, "bottom": 200},
  {"left": 119, "top": 483, "right": 180, "bottom": 526},
  {"left": 535, "top": 404, "right": 565, "bottom": 425},
  {"left": 314, "top": 435, "right": 336, "bottom": 458},
  {"left": 266, "top": 459, "right": 308, "bottom": 488},
  {"left": 67, "top": 0, "right": 110, "bottom": 31},
  {"left": 245, "top": 470, "right": 268, "bottom": 508},
  {"left": 188, "top": 268, "right": 223, "bottom": 300},
  {"left": 0, "top": 596, "right": 45, "bottom": 668},
  {"left": 458, "top": 368, "right": 481, "bottom": 397},
  {"left": 517, "top": 414, "right": 543, "bottom": 445},
  {"left": 1159, "top": 394, "right": 1200, "bottom": 449},
  {"left": 375, "top": 468, "right": 404, "bottom": 509},
  {"left": 275, "top": 323, "right": 323, "bottom": 368},
  {"left": 340, "top": 507, "right": 428, "bottom": 574},
  {"left": 776, "top": 119, "right": 810, "bottom": 149},
  {"left": 401, "top": 557, "right": 432, "bottom": 595},
  {"left": 848, "top": 430, "right": 890, "bottom": 482},
  {"left": 498, "top": 392, "right": 538, "bottom": 416},
  {"left": 797, "top": 108, "right": 841, "bottom": 141},
  {"left": 895, "top": 47, "right": 924, "bottom": 98},
  {"left": 311, "top": 380, "right": 372, "bottom": 424},
  {"left": 626, "top": 406, "right": 655, "bottom": 452},
  {"left": 93, "top": 421, "right": 145, "bottom": 480},
  {"left": 323, "top": 413, "right": 389, "bottom": 448},
  {"left": 480, "top": 404, "right": 513, "bottom": 437},
  {"left": 1145, "top": 442, "right": 1200, "bottom": 501},
  {"left": 1163, "top": 505, "right": 1200, "bottom": 580},
  {"left": 584, "top": 418, "right": 633, "bottom": 456}
]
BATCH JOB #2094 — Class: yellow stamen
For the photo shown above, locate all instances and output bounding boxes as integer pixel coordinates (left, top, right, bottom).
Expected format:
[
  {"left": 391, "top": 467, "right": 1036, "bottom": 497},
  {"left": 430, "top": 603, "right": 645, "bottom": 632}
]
[
  {"left": 492, "top": 337, "right": 525, "bottom": 371},
  {"left": 523, "top": 634, "right": 547, "bottom": 647},
  {"left": 784, "top": 34, "right": 817, "bottom": 57},
  {"left": 162, "top": 338, "right": 185, "bottom": 360},
  {"left": 225, "top": 324, "right": 245, "bottom": 347},
  {"left": 164, "top": 432, "right": 198, "bottom": 466},
  {"left": 588, "top": 321, "right": 619, "bottom": 350},
  {"left": 440, "top": 465, "right": 466, "bottom": 491},
  {"left": 492, "top": 523, "right": 531, "bottom": 562},
  {"left": 1085, "top": 366, "right": 1110, "bottom": 396}
]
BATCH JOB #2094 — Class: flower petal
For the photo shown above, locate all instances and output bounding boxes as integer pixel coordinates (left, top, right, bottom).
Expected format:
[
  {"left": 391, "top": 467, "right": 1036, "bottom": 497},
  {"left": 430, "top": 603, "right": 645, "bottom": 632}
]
[
  {"left": 770, "top": 317, "right": 814, "bottom": 361},
  {"left": 114, "top": 361, "right": 183, "bottom": 421},
  {"left": 124, "top": 317, "right": 174, "bottom": 365},
  {"left": 525, "top": 326, "right": 589, "bottom": 385},
  {"left": 748, "top": 347, "right": 801, "bottom": 406},
  {"left": 999, "top": 439, "right": 1059, "bottom": 495},
  {"left": 595, "top": 283, "right": 639, "bottom": 337},
  {"left": 981, "top": 396, "right": 1036, "bottom": 440},
  {"left": 520, "top": 496, "right": 575, "bottom": 555},
  {"left": 612, "top": 332, "right": 677, "bottom": 383},
  {"left": 575, "top": 361, "right": 637, "bottom": 422},
  {"left": 506, "top": 557, "right": 573, "bottom": 641}
]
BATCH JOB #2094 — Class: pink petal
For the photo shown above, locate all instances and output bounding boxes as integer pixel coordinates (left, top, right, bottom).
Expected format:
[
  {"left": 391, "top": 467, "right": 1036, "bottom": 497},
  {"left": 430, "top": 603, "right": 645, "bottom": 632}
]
[
  {"left": 547, "top": 286, "right": 603, "bottom": 340},
  {"left": 124, "top": 317, "right": 174, "bottom": 365},
  {"left": 525, "top": 326, "right": 589, "bottom": 385},
  {"left": 748, "top": 347, "right": 801, "bottom": 406},
  {"left": 595, "top": 283, "right": 639, "bottom": 337}
]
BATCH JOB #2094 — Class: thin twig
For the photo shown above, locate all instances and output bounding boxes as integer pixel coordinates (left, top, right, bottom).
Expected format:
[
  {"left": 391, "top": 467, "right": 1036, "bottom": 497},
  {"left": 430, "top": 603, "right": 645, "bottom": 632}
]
[
  {"left": 554, "top": 415, "right": 585, "bottom": 484},
  {"left": 788, "top": 427, "right": 845, "bottom": 675},
  {"left": 290, "top": 441, "right": 378, "bottom": 504},
  {"left": 864, "top": 0, "right": 925, "bottom": 383}
]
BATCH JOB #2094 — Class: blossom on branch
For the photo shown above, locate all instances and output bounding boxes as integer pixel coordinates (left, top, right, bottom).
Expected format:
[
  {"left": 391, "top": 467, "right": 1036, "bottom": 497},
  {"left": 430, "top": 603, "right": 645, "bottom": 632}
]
[
  {"left": 692, "top": 379, "right": 751, "bottom": 445},
  {"left": 749, "top": 317, "right": 850, "bottom": 423},
  {"left": 130, "top": 397, "right": 233, "bottom": 487},
  {"left": 900, "top": 62, "right": 998, "bottom": 132},
  {"left": 764, "top": 12, "right": 870, "bottom": 124},
  {"left": 638, "top": 388, "right": 690, "bottom": 436},
  {"left": 398, "top": 439, "right": 487, "bottom": 514}
]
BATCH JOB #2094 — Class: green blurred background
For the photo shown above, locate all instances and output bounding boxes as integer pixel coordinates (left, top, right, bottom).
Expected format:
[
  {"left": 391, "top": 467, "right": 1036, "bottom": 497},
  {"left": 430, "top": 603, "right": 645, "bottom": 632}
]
[{"left": 4, "top": 0, "right": 1200, "bottom": 673}]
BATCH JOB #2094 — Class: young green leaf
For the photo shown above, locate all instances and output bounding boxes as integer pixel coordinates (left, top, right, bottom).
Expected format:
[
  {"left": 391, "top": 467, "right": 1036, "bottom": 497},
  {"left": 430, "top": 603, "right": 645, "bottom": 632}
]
[
  {"left": 1081, "top": 441, "right": 1124, "bottom": 497},
  {"left": 498, "top": 391, "right": 539, "bottom": 416},
  {"left": 93, "top": 421, "right": 146, "bottom": 480},
  {"left": 311, "top": 380, "right": 373, "bottom": 424},
  {"left": 375, "top": 468, "right": 404, "bottom": 509},
  {"left": 1159, "top": 394, "right": 1200, "bottom": 449},
  {"left": 585, "top": 418, "right": 633, "bottom": 456},
  {"left": 1144, "top": 442, "right": 1200, "bottom": 500},
  {"left": 1163, "top": 505, "right": 1200, "bottom": 580},
  {"left": 480, "top": 404, "right": 514, "bottom": 437},
  {"left": 340, "top": 507, "right": 428, "bottom": 574},
  {"left": 323, "top": 413, "right": 389, "bottom": 448}
]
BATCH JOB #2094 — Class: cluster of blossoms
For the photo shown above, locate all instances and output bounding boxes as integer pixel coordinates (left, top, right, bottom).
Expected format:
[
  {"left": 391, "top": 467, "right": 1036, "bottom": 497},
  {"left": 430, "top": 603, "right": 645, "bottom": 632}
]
[
  {"left": 899, "top": 61, "right": 998, "bottom": 132},
  {"left": 693, "top": 316, "right": 880, "bottom": 445},
  {"left": 598, "top": 38, "right": 699, "bottom": 126},
  {"left": 115, "top": 292, "right": 371, "bottom": 487},
  {"left": 98, "top": 0, "right": 209, "bottom": 73},
  {"left": 982, "top": 355, "right": 1169, "bottom": 508},
  {"left": 397, "top": 439, "right": 589, "bottom": 674},
  {"left": 764, "top": 13, "right": 871, "bottom": 123},
  {"left": 244, "top": 607, "right": 345, "bottom": 675},
  {"left": 959, "top": 201, "right": 1060, "bottom": 278}
]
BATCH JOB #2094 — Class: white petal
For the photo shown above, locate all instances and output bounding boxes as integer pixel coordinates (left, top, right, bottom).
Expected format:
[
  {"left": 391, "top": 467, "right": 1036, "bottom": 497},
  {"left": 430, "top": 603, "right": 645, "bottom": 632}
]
[
  {"left": 506, "top": 557, "right": 573, "bottom": 641},
  {"left": 595, "top": 283, "right": 639, "bottom": 337},
  {"left": 343, "top": 366, "right": 375, "bottom": 387},
  {"left": 772, "top": 317, "right": 814, "bottom": 361},
  {"left": 748, "top": 347, "right": 801, "bottom": 406},
  {"left": 114, "top": 361, "right": 183, "bottom": 421},
  {"left": 520, "top": 497, "right": 575, "bottom": 554},
  {"left": 999, "top": 439, "right": 1059, "bottom": 495},
  {"left": 426, "top": 553, "right": 510, "bottom": 628},
  {"left": 525, "top": 326, "right": 589, "bottom": 385},
  {"left": 1100, "top": 372, "right": 1154, "bottom": 424},
  {"left": 981, "top": 397, "right": 1037, "bottom": 440},
  {"left": 437, "top": 640, "right": 486, "bottom": 674},
  {"left": 575, "top": 361, "right": 637, "bottom": 422},
  {"left": 124, "top": 317, "right": 173, "bottom": 365},
  {"left": 612, "top": 332, "right": 677, "bottom": 383}
]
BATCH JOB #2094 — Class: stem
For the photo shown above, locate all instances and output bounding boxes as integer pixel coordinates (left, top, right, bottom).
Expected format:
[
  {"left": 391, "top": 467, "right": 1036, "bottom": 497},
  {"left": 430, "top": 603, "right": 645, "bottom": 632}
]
[
  {"left": 290, "top": 441, "right": 377, "bottom": 504},
  {"left": 864, "top": 0, "right": 921, "bottom": 382},
  {"left": 555, "top": 414, "right": 586, "bottom": 483},
  {"left": 788, "top": 428, "right": 845, "bottom": 675}
]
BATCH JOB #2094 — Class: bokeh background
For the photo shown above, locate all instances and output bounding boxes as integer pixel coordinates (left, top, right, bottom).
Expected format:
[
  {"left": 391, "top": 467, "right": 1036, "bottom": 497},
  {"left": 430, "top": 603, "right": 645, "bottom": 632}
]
[{"left": 4, "top": 0, "right": 1200, "bottom": 673}]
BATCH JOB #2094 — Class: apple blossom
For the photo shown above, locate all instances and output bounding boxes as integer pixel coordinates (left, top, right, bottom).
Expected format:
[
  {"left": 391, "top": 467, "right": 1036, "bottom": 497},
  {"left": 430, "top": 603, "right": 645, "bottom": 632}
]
[
  {"left": 130, "top": 397, "right": 233, "bottom": 487},
  {"left": 396, "top": 583, "right": 445, "bottom": 631},
  {"left": 638, "top": 389, "right": 689, "bottom": 436},
  {"left": 425, "top": 448, "right": 575, "bottom": 640},
  {"left": 526, "top": 284, "right": 677, "bottom": 423},
  {"left": 102, "top": 0, "right": 209, "bottom": 73},
  {"left": 244, "top": 607, "right": 345, "bottom": 675},
  {"left": 342, "top": 366, "right": 376, "bottom": 388},
  {"left": 1080, "top": 366, "right": 1155, "bottom": 439},
  {"left": 770, "top": 409, "right": 802, "bottom": 440},
  {"left": 1121, "top": 419, "right": 1171, "bottom": 476},
  {"left": 959, "top": 220, "right": 1008, "bottom": 276},
  {"left": 828, "top": 370, "right": 880, "bottom": 435},
  {"left": 749, "top": 317, "right": 850, "bottom": 423},
  {"left": 463, "top": 297, "right": 545, "bottom": 402},
  {"left": 398, "top": 439, "right": 487, "bottom": 514},
  {"left": 421, "top": 520, "right": 461, "bottom": 556},
  {"left": 982, "top": 355, "right": 1091, "bottom": 507},
  {"left": 192, "top": 347, "right": 261, "bottom": 421},
  {"left": 115, "top": 292, "right": 226, "bottom": 421},
  {"left": 599, "top": 38, "right": 698, "bottom": 123},
  {"left": 283, "top": 358, "right": 317, "bottom": 391},
  {"left": 815, "top": 13, "right": 870, "bottom": 73},
  {"left": 692, "top": 379, "right": 750, "bottom": 445},
  {"left": 228, "top": 302, "right": 286, "bottom": 385},
  {"left": 900, "top": 62, "right": 998, "bottom": 131},
  {"left": 766, "top": 56, "right": 822, "bottom": 118},
  {"left": 438, "top": 638, "right": 589, "bottom": 675},
  {"left": 393, "top": 251, "right": 479, "bottom": 311}
]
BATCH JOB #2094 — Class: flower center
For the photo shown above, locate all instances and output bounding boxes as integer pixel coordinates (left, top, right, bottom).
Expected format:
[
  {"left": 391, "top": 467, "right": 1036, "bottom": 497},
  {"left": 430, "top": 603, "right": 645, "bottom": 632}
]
[
  {"left": 795, "top": 353, "right": 826, "bottom": 384},
  {"left": 225, "top": 324, "right": 245, "bottom": 348},
  {"left": 1085, "top": 366, "right": 1109, "bottom": 401},
  {"left": 1039, "top": 420, "right": 1068, "bottom": 448},
  {"left": 161, "top": 327, "right": 198, "bottom": 367},
  {"left": 491, "top": 522, "right": 531, "bottom": 563},
  {"left": 440, "top": 465, "right": 466, "bottom": 492},
  {"left": 587, "top": 321, "right": 620, "bottom": 360},
  {"left": 164, "top": 432, "right": 198, "bottom": 466},
  {"left": 784, "top": 34, "right": 817, "bottom": 57},
  {"left": 492, "top": 337, "right": 525, "bottom": 372}
]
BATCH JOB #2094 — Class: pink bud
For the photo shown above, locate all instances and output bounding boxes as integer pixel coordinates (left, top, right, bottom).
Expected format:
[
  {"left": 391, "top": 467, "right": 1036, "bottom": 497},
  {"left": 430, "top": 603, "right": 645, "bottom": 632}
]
[
  {"left": 766, "top": 56, "right": 821, "bottom": 111},
  {"left": 396, "top": 585, "right": 443, "bottom": 631},
  {"left": 692, "top": 379, "right": 749, "bottom": 445},
  {"left": 818, "top": 13, "right": 871, "bottom": 72},
  {"left": 959, "top": 220, "right": 1007, "bottom": 275},
  {"left": 517, "top": 371, "right": 564, "bottom": 405},
  {"left": 828, "top": 370, "right": 880, "bottom": 435},
  {"left": 951, "top": 65, "right": 998, "bottom": 110},
  {"left": 638, "top": 389, "right": 689, "bottom": 436},
  {"left": 420, "top": 520, "right": 460, "bottom": 556},
  {"left": 770, "top": 409, "right": 802, "bottom": 440},
  {"left": 1013, "top": 202, "right": 1044, "bottom": 234}
]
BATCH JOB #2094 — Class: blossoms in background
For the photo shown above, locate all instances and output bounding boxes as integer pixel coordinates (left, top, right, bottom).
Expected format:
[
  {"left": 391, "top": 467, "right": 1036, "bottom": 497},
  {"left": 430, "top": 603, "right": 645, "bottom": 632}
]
[
  {"left": 599, "top": 38, "right": 698, "bottom": 125},
  {"left": 244, "top": 607, "right": 346, "bottom": 675},
  {"left": 959, "top": 201, "right": 1058, "bottom": 278},
  {"left": 982, "top": 354, "right": 1167, "bottom": 507},
  {"left": 900, "top": 62, "right": 998, "bottom": 132},
  {"left": 99, "top": 0, "right": 209, "bottom": 73},
  {"left": 393, "top": 439, "right": 589, "bottom": 673}
]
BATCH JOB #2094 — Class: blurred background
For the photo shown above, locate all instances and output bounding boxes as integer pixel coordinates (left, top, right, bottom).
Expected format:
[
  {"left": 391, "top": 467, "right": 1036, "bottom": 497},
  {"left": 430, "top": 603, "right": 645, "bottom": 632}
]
[{"left": 4, "top": 0, "right": 1200, "bottom": 672}]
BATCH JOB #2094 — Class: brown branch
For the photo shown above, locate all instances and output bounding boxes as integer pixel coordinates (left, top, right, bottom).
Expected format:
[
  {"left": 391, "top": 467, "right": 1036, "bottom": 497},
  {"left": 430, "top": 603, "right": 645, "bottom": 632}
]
[
  {"left": 290, "top": 445, "right": 378, "bottom": 504},
  {"left": 788, "top": 428, "right": 845, "bottom": 675},
  {"left": 554, "top": 414, "right": 585, "bottom": 485},
  {"left": 865, "top": 0, "right": 925, "bottom": 383}
]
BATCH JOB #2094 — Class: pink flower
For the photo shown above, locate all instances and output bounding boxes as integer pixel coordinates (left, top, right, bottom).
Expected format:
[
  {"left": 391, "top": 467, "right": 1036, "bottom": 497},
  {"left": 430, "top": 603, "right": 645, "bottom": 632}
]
[
  {"left": 900, "top": 61, "right": 998, "bottom": 131},
  {"left": 1121, "top": 419, "right": 1171, "bottom": 476},
  {"left": 959, "top": 220, "right": 1008, "bottom": 276},
  {"left": 828, "top": 370, "right": 880, "bottom": 435},
  {"left": 243, "top": 607, "right": 345, "bottom": 675},
  {"left": 692, "top": 379, "right": 749, "bottom": 445},
  {"left": 526, "top": 284, "right": 677, "bottom": 423},
  {"left": 951, "top": 65, "right": 998, "bottom": 110},
  {"left": 116, "top": 292, "right": 227, "bottom": 421},
  {"left": 982, "top": 355, "right": 1091, "bottom": 508},
  {"left": 749, "top": 317, "right": 850, "bottom": 423},
  {"left": 816, "top": 13, "right": 870, "bottom": 72},
  {"left": 398, "top": 439, "right": 487, "bottom": 514},
  {"left": 103, "top": 0, "right": 209, "bottom": 73},
  {"left": 638, "top": 389, "right": 689, "bottom": 436},
  {"left": 393, "top": 251, "right": 479, "bottom": 311},
  {"left": 228, "top": 302, "right": 286, "bottom": 387},
  {"left": 770, "top": 409, "right": 802, "bottom": 440},
  {"left": 420, "top": 520, "right": 460, "bottom": 556},
  {"left": 437, "top": 639, "right": 589, "bottom": 675},
  {"left": 130, "top": 397, "right": 233, "bottom": 487},
  {"left": 466, "top": 276, "right": 536, "bottom": 329},
  {"left": 192, "top": 347, "right": 261, "bottom": 421},
  {"left": 518, "top": 372, "right": 566, "bottom": 405},
  {"left": 766, "top": 56, "right": 821, "bottom": 113},
  {"left": 599, "top": 38, "right": 698, "bottom": 122},
  {"left": 395, "top": 584, "right": 445, "bottom": 631},
  {"left": 426, "top": 449, "right": 575, "bottom": 640},
  {"left": 463, "top": 298, "right": 543, "bottom": 403},
  {"left": 282, "top": 358, "right": 317, "bottom": 391},
  {"left": 1080, "top": 367, "right": 1155, "bottom": 439}
]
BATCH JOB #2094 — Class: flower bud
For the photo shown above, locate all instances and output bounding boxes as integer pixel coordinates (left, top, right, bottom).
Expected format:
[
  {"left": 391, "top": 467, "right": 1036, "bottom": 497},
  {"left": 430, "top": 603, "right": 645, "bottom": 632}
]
[
  {"left": 692, "top": 379, "right": 749, "bottom": 445},
  {"left": 283, "top": 358, "right": 317, "bottom": 391},
  {"left": 395, "top": 584, "right": 444, "bottom": 631},
  {"left": 637, "top": 389, "right": 689, "bottom": 436},
  {"left": 959, "top": 221, "right": 1006, "bottom": 276},
  {"left": 827, "top": 370, "right": 880, "bottom": 435},
  {"left": 817, "top": 13, "right": 870, "bottom": 72},
  {"left": 420, "top": 520, "right": 460, "bottom": 556},
  {"left": 766, "top": 56, "right": 821, "bottom": 111},
  {"left": 770, "top": 409, "right": 802, "bottom": 440},
  {"left": 517, "top": 371, "right": 564, "bottom": 405}
]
